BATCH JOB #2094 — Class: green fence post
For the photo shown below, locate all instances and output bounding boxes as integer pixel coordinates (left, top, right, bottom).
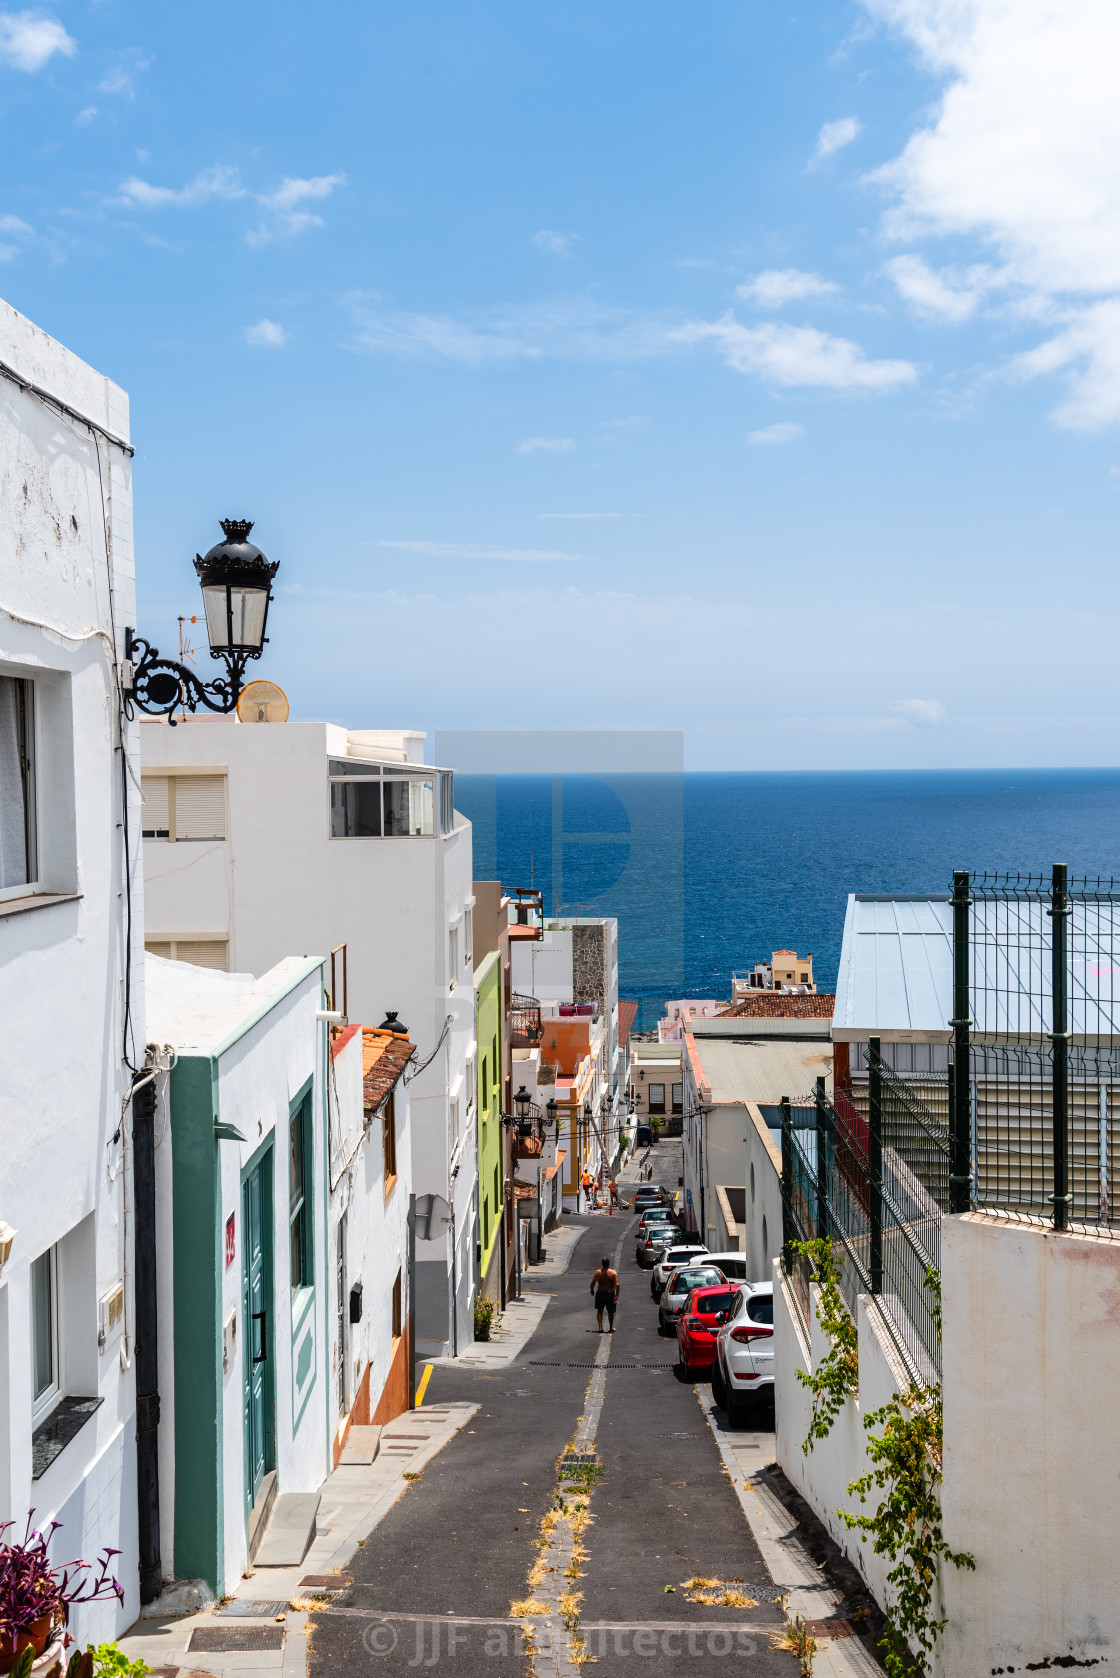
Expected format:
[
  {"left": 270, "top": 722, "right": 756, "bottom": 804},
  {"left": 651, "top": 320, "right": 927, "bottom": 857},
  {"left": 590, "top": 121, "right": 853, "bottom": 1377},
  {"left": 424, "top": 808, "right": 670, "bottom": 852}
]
[
  {"left": 1050, "top": 862, "right": 1071, "bottom": 1232},
  {"left": 868, "top": 1037, "right": 883, "bottom": 1294},
  {"left": 814, "top": 1076, "right": 829, "bottom": 1242},
  {"left": 950, "top": 869, "right": 974, "bottom": 1215},
  {"left": 780, "top": 1095, "right": 793, "bottom": 1258}
]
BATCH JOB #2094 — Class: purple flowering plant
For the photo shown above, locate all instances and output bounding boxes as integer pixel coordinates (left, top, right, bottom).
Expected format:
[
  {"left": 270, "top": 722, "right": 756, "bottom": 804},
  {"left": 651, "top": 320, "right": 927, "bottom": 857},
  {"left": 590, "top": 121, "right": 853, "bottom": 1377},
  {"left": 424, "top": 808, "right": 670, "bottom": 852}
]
[{"left": 0, "top": 1516, "right": 123, "bottom": 1639}]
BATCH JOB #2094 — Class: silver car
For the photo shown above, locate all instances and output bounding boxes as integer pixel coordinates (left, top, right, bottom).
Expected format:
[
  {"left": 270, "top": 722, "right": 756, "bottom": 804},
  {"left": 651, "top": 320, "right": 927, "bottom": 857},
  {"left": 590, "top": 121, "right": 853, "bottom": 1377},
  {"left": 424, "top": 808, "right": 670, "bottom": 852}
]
[
  {"left": 636, "top": 1221, "right": 680, "bottom": 1267},
  {"left": 657, "top": 1265, "right": 727, "bottom": 1333}
]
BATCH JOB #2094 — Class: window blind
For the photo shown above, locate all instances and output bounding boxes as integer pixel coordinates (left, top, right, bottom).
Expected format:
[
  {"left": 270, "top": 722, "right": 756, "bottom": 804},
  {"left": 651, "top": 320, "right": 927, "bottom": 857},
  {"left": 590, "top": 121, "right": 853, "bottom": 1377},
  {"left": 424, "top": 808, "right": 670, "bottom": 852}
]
[{"left": 174, "top": 776, "right": 226, "bottom": 840}]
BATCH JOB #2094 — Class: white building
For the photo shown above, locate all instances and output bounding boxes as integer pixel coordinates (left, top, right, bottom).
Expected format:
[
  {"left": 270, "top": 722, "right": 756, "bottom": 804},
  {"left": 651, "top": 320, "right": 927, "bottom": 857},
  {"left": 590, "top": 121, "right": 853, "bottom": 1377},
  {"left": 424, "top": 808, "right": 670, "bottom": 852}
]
[
  {"left": 0, "top": 300, "right": 142, "bottom": 1634},
  {"left": 139, "top": 719, "right": 475, "bottom": 1357},
  {"left": 144, "top": 954, "right": 331, "bottom": 1594},
  {"left": 511, "top": 914, "right": 621, "bottom": 1142}
]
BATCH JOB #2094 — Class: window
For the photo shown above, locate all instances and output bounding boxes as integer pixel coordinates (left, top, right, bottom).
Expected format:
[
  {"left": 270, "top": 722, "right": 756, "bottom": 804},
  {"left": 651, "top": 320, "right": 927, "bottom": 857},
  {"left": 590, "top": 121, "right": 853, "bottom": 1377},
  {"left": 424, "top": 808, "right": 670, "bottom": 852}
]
[
  {"left": 440, "top": 772, "right": 455, "bottom": 835},
  {"left": 381, "top": 1092, "right": 397, "bottom": 1191},
  {"left": 141, "top": 772, "right": 226, "bottom": 842},
  {"left": 391, "top": 1270, "right": 402, "bottom": 1341},
  {"left": 672, "top": 1083, "right": 683, "bottom": 1114},
  {"left": 144, "top": 937, "right": 229, "bottom": 971},
  {"left": 289, "top": 1098, "right": 312, "bottom": 1295},
  {"left": 648, "top": 1083, "right": 666, "bottom": 1114},
  {"left": 31, "top": 1246, "right": 59, "bottom": 1425},
  {"left": 448, "top": 925, "right": 459, "bottom": 989},
  {"left": 0, "top": 675, "right": 36, "bottom": 894},
  {"left": 482, "top": 1057, "right": 489, "bottom": 1116},
  {"left": 449, "top": 1093, "right": 460, "bottom": 1153},
  {"left": 800, "top": 973, "right": 808, "bottom": 984},
  {"left": 328, "top": 760, "right": 436, "bottom": 838}
]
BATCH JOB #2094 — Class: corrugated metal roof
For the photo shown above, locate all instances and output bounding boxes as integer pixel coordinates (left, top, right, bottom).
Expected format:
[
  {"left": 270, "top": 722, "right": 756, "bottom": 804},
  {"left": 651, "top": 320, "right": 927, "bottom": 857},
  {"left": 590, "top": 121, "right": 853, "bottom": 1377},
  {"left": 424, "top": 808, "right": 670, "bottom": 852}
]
[
  {"left": 690, "top": 1037, "right": 833, "bottom": 1106},
  {"left": 833, "top": 895, "right": 953, "bottom": 1038}
]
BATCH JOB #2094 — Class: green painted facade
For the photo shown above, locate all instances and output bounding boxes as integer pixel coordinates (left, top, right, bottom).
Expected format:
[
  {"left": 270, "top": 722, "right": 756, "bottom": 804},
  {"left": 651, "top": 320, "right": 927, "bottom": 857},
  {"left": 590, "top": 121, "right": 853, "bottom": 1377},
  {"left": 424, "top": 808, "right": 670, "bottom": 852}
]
[{"left": 475, "top": 949, "right": 503, "bottom": 1299}]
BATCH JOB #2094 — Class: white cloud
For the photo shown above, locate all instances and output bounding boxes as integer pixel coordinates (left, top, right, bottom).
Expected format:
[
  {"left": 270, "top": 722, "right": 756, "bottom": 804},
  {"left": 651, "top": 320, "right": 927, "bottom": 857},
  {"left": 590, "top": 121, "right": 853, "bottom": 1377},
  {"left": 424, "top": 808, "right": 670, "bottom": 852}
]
[
  {"left": 539, "top": 512, "right": 622, "bottom": 519},
  {"left": 532, "top": 229, "right": 582, "bottom": 256},
  {"left": 244, "top": 318, "right": 287, "bottom": 348},
  {"left": 376, "top": 538, "right": 585, "bottom": 563},
  {"left": 0, "top": 11, "right": 75, "bottom": 71},
  {"left": 350, "top": 296, "right": 679, "bottom": 366},
  {"left": 517, "top": 437, "right": 576, "bottom": 454},
  {"left": 883, "top": 253, "right": 999, "bottom": 322},
  {"left": 887, "top": 698, "right": 946, "bottom": 726},
  {"left": 247, "top": 173, "right": 346, "bottom": 243},
  {"left": 813, "top": 116, "right": 862, "bottom": 162},
  {"left": 748, "top": 421, "right": 805, "bottom": 445},
  {"left": 115, "top": 167, "right": 344, "bottom": 242},
  {"left": 737, "top": 268, "right": 840, "bottom": 308},
  {"left": 676, "top": 315, "right": 917, "bottom": 391},
  {"left": 117, "top": 165, "right": 244, "bottom": 209},
  {"left": 676, "top": 256, "right": 715, "bottom": 269},
  {"left": 99, "top": 51, "right": 149, "bottom": 97},
  {"left": 865, "top": 0, "right": 1120, "bottom": 427},
  {"left": 75, "top": 104, "right": 96, "bottom": 124}
]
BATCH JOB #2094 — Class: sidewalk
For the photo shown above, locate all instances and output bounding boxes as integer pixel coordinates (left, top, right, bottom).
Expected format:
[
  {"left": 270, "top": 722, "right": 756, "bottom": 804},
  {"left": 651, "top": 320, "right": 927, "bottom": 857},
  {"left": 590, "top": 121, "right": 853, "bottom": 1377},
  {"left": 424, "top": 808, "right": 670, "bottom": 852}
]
[
  {"left": 698, "top": 1399, "right": 883, "bottom": 1677},
  {"left": 117, "top": 1402, "right": 478, "bottom": 1678}
]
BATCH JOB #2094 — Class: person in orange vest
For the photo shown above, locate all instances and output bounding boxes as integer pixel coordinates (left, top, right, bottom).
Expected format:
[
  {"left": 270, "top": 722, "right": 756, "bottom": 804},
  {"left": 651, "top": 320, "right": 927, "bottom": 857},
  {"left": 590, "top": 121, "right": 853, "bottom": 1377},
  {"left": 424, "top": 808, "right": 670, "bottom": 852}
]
[
  {"left": 581, "top": 1170, "right": 592, "bottom": 1210},
  {"left": 609, "top": 1177, "right": 620, "bottom": 1207}
]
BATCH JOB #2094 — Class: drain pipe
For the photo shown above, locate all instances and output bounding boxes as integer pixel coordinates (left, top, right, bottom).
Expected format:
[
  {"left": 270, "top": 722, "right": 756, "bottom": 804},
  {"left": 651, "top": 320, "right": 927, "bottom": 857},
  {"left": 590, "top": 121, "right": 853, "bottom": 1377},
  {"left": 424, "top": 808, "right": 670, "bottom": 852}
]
[{"left": 132, "top": 1076, "right": 162, "bottom": 1603}]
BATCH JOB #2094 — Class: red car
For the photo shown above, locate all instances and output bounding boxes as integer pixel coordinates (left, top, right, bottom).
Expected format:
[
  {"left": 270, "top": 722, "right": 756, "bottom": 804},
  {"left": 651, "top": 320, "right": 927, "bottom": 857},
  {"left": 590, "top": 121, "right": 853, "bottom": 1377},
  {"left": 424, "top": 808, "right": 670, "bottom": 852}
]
[{"left": 675, "top": 1283, "right": 741, "bottom": 1376}]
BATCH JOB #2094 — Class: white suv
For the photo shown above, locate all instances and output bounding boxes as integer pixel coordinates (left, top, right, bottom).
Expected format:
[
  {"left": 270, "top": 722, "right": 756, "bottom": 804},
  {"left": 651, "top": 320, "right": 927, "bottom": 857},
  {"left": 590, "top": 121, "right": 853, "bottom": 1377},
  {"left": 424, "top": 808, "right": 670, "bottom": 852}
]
[{"left": 712, "top": 1282, "right": 774, "bottom": 1425}]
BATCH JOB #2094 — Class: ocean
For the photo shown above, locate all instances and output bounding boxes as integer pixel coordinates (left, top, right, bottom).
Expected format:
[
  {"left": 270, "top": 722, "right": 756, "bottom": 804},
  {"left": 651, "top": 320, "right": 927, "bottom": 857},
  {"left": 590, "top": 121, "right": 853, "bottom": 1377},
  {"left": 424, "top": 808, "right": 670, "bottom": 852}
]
[{"left": 455, "top": 769, "right": 1120, "bottom": 1030}]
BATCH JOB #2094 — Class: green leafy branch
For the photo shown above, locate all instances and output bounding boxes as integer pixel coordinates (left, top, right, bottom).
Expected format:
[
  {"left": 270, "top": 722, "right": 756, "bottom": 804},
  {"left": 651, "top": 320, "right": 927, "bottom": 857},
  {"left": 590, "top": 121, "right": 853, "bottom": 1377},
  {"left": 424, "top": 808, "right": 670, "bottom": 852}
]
[
  {"left": 791, "top": 1238, "right": 859, "bottom": 1454},
  {"left": 841, "top": 1268, "right": 974, "bottom": 1678}
]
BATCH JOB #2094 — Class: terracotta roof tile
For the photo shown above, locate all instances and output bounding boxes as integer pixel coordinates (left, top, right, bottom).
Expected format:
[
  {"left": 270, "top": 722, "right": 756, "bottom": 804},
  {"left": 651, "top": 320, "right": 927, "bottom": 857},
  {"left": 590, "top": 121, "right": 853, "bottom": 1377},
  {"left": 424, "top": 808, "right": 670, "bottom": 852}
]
[
  {"left": 362, "top": 1029, "right": 413, "bottom": 1113},
  {"left": 618, "top": 999, "right": 639, "bottom": 1049},
  {"left": 716, "top": 993, "right": 835, "bottom": 1020}
]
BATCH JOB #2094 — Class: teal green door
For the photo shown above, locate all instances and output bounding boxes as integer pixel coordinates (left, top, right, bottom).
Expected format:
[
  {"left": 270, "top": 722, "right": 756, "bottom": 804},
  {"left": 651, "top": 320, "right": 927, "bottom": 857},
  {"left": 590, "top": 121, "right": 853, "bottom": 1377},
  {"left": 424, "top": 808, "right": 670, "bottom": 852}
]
[{"left": 242, "top": 1150, "right": 275, "bottom": 1514}]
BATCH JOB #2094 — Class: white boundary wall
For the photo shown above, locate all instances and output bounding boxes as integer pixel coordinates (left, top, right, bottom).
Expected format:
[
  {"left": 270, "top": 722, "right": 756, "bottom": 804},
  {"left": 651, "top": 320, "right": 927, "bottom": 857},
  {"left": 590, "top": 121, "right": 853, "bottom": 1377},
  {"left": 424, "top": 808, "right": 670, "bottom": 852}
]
[{"left": 939, "top": 1214, "right": 1120, "bottom": 1675}]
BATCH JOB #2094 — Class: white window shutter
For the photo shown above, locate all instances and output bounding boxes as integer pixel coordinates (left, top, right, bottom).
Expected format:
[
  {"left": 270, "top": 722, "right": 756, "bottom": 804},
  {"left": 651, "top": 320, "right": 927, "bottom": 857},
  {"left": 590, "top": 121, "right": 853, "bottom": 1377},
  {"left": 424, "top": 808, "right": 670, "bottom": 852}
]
[
  {"left": 141, "top": 776, "right": 170, "bottom": 835},
  {"left": 174, "top": 776, "right": 227, "bottom": 840}
]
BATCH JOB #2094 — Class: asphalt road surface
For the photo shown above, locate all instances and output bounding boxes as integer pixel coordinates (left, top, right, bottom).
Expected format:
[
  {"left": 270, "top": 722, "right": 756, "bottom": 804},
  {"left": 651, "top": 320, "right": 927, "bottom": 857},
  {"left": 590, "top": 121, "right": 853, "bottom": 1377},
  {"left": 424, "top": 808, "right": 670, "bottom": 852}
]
[{"left": 308, "top": 1201, "right": 797, "bottom": 1678}]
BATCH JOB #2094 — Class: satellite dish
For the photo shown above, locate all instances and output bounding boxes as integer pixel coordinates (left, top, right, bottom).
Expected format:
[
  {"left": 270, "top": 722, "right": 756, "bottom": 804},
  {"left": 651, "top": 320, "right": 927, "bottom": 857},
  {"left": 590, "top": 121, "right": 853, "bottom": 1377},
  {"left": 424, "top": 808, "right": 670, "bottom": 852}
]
[{"left": 237, "top": 680, "right": 289, "bottom": 724}]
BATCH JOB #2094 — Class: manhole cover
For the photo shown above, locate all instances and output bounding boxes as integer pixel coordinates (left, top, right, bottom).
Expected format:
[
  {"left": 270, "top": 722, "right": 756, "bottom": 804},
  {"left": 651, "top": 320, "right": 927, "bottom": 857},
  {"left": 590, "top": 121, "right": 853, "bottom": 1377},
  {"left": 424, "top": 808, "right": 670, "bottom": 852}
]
[
  {"left": 663, "top": 1432, "right": 698, "bottom": 1439},
  {"left": 215, "top": 1599, "right": 289, "bottom": 1617},
  {"left": 189, "top": 1628, "right": 284, "bottom": 1653},
  {"left": 561, "top": 1452, "right": 597, "bottom": 1466}
]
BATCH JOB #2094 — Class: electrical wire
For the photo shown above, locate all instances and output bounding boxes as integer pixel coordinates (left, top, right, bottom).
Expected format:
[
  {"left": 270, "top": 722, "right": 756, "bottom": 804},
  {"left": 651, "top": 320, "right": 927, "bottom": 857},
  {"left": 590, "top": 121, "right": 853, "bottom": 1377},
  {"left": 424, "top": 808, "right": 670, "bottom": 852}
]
[{"left": 403, "top": 1013, "right": 453, "bottom": 1085}]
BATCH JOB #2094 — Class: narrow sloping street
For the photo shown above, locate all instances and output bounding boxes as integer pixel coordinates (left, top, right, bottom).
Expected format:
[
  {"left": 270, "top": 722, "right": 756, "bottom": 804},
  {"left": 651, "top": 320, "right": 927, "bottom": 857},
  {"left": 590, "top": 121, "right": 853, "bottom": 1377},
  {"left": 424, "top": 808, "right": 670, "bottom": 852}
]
[{"left": 308, "top": 1195, "right": 798, "bottom": 1677}]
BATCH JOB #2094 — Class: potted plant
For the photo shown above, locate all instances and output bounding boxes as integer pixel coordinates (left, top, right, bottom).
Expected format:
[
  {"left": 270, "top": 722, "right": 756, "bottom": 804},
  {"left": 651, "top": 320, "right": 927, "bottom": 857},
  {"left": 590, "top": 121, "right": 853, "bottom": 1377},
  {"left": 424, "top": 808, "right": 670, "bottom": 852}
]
[
  {"left": 473, "top": 1296, "right": 499, "bottom": 1342},
  {"left": 0, "top": 1517, "right": 124, "bottom": 1674}
]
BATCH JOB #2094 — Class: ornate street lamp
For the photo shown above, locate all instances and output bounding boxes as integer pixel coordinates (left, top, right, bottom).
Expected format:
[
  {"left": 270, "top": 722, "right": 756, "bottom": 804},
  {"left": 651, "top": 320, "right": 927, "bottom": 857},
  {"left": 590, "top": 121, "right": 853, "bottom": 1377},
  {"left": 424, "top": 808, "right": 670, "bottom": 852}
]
[
  {"left": 515, "top": 1086, "right": 532, "bottom": 1123},
  {"left": 126, "top": 519, "right": 279, "bottom": 722},
  {"left": 545, "top": 1097, "right": 558, "bottom": 1130}
]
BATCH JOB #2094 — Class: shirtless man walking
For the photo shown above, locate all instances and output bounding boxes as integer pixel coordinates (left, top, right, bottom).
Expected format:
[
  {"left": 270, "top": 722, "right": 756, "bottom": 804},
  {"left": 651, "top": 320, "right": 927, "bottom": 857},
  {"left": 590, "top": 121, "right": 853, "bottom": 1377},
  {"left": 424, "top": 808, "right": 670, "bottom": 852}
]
[{"left": 590, "top": 1255, "right": 620, "bottom": 1333}]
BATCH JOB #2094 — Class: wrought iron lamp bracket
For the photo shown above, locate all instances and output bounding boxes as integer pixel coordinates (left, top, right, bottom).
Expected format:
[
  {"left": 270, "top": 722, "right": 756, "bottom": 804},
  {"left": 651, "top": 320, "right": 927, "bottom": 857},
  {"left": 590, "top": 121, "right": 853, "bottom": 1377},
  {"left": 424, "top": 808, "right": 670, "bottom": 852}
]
[{"left": 124, "top": 629, "right": 258, "bottom": 724}]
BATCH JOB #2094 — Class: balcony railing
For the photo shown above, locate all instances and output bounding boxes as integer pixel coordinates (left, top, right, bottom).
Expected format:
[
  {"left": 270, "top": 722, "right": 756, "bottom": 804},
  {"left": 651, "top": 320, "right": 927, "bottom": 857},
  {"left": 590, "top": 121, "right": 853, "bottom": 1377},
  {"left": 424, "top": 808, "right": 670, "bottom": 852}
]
[{"left": 511, "top": 992, "right": 542, "bottom": 1047}]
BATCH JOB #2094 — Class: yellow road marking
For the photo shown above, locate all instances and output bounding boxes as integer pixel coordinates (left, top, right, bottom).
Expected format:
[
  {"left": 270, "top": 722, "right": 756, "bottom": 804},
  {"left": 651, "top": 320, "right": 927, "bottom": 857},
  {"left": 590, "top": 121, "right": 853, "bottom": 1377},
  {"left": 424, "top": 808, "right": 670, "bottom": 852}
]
[{"left": 414, "top": 1363, "right": 434, "bottom": 1407}]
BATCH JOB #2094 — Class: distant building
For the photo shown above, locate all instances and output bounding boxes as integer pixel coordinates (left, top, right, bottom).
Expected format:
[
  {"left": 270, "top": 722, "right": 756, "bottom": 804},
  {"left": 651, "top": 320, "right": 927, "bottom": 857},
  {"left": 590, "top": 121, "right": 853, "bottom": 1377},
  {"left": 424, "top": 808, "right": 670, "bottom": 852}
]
[
  {"left": 658, "top": 1000, "right": 727, "bottom": 1042},
  {"left": 139, "top": 719, "right": 476, "bottom": 1359},
  {"left": 628, "top": 1041, "right": 684, "bottom": 1131},
  {"left": 732, "top": 949, "right": 816, "bottom": 996}
]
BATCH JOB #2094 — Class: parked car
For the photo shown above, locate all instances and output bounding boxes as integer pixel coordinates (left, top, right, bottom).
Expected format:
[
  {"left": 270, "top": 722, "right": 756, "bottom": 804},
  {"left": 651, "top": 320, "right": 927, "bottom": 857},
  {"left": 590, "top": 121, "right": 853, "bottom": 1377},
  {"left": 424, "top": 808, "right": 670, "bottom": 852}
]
[
  {"left": 712, "top": 1282, "right": 774, "bottom": 1424},
  {"left": 701, "top": 1252, "right": 749, "bottom": 1283},
  {"left": 635, "top": 1124, "right": 654, "bottom": 1147},
  {"left": 630, "top": 1184, "right": 671, "bottom": 1211},
  {"left": 651, "top": 1244, "right": 709, "bottom": 1299},
  {"left": 675, "top": 1283, "right": 741, "bottom": 1377},
  {"left": 636, "top": 1223, "right": 681, "bottom": 1267},
  {"left": 657, "top": 1265, "right": 727, "bottom": 1332}
]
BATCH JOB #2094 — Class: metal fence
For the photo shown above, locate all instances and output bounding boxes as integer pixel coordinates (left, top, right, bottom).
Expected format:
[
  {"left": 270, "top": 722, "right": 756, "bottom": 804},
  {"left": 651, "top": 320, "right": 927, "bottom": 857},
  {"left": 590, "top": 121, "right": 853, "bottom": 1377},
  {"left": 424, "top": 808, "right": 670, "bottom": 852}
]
[
  {"left": 780, "top": 1062, "right": 944, "bottom": 1382},
  {"left": 956, "top": 867, "right": 1120, "bottom": 1231}
]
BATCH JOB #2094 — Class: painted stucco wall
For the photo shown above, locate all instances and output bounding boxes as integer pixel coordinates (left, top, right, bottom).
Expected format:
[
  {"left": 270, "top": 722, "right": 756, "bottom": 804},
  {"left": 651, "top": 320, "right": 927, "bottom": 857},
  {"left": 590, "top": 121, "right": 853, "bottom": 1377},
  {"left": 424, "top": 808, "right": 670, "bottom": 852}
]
[
  {"left": 742, "top": 1107, "right": 783, "bottom": 1284},
  {"left": 774, "top": 1274, "right": 903, "bottom": 1616},
  {"left": 0, "top": 298, "right": 140, "bottom": 1641},
  {"left": 475, "top": 951, "right": 503, "bottom": 1296},
  {"left": 326, "top": 1025, "right": 411, "bottom": 1448},
  {"left": 147, "top": 956, "right": 328, "bottom": 1595},
  {"left": 511, "top": 929, "right": 574, "bottom": 1005},
  {"left": 139, "top": 719, "right": 477, "bottom": 1354},
  {"left": 938, "top": 1214, "right": 1120, "bottom": 1676}
]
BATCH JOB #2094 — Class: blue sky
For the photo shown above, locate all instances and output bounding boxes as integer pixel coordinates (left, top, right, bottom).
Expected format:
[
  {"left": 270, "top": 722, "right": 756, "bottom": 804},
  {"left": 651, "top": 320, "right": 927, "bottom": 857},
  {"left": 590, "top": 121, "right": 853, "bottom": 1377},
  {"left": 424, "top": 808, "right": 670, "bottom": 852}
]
[{"left": 4, "top": 0, "right": 1120, "bottom": 769}]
